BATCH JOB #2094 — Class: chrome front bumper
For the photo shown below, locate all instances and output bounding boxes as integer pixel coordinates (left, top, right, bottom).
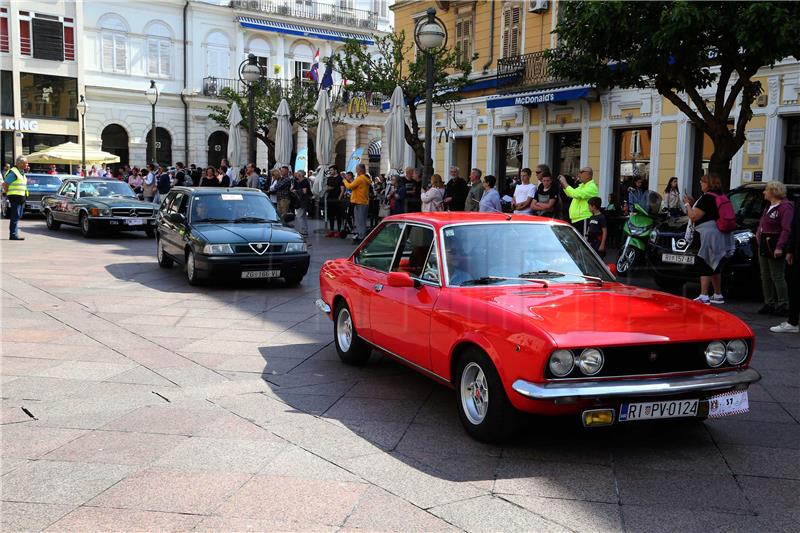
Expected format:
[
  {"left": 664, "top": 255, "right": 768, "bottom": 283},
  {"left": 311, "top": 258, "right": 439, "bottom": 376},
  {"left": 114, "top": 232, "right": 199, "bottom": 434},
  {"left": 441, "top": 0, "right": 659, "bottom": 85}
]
[{"left": 512, "top": 368, "right": 761, "bottom": 401}]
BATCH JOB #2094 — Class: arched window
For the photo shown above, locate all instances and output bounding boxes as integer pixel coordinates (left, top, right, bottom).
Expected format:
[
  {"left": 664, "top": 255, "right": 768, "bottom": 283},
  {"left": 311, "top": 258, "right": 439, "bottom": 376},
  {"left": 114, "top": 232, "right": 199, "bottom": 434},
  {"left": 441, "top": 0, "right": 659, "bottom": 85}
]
[
  {"left": 290, "top": 41, "right": 314, "bottom": 82},
  {"left": 207, "top": 131, "right": 228, "bottom": 169},
  {"left": 146, "top": 127, "right": 172, "bottom": 165},
  {"left": 146, "top": 21, "right": 173, "bottom": 78},
  {"left": 99, "top": 14, "right": 128, "bottom": 73},
  {"left": 247, "top": 37, "right": 270, "bottom": 76},
  {"left": 205, "top": 31, "right": 231, "bottom": 79},
  {"left": 101, "top": 124, "right": 129, "bottom": 168}
]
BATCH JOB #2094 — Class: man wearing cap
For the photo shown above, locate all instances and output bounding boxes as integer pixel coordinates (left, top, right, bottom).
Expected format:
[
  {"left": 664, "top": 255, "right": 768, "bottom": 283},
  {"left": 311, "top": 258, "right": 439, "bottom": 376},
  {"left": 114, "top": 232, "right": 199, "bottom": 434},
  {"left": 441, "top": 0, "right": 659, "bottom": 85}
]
[
  {"left": 3, "top": 156, "right": 30, "bottom": 240},
  {"left": 560, "top": 166, "right": 599, "bottom": 236}
]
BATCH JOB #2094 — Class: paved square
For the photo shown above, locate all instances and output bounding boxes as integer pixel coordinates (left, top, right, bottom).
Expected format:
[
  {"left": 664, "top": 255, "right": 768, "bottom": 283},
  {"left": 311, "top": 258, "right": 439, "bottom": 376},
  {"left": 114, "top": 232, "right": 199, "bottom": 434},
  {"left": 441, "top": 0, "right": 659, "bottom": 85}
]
[{"left": 2, "top": 218, "right": 798, "bottom": 532}]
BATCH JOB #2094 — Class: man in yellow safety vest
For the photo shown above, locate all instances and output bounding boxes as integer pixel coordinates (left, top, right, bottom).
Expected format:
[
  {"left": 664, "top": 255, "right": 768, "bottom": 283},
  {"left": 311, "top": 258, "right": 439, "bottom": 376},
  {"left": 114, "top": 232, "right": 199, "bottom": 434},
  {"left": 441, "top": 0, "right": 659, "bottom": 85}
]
[{"left": 3, "top": 156, "right": 30, "bottom": 240}]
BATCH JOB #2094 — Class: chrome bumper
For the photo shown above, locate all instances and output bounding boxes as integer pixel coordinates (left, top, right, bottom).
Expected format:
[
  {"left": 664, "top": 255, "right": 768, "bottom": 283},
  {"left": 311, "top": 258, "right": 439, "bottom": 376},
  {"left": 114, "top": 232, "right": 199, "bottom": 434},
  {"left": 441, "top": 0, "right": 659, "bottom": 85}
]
[
  {"left": 315, "top": 298, "right": 331, "bottom": 314},
  {"left": 512, "top": 368, "right": 761, "bottom": 401}
]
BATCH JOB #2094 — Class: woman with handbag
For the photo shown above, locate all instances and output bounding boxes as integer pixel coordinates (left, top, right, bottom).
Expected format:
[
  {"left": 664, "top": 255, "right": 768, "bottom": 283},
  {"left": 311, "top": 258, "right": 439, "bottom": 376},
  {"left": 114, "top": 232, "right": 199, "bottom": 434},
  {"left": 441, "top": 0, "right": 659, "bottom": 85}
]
[
  {"left": 421, "top": 174, "right": 445, "bottom": 212},
  {"left": 756, "top": 181, "right": 795, "bottom": 315}
]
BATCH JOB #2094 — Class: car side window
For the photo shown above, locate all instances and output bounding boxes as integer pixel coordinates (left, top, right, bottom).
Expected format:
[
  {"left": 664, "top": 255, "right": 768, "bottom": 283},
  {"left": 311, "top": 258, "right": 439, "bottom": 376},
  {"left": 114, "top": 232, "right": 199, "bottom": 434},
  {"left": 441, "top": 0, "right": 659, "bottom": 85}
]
[
  {"left": 61, "top": 181, "right": 77, "bottom": 196},
  {"left": 391, "top": 225, "right": 435, "bottom": 280},
  {"left": 167, "top": 192, "right": 185, "bottom": 214},
  {"left": 421, "top": 243, "right": 440, "bottom": 284},
  {"left": 354, "top": 223, "right": 404, "bottom": 272},
  {"left": 160, "top": 192, "right": 175, "bottom": 214}
]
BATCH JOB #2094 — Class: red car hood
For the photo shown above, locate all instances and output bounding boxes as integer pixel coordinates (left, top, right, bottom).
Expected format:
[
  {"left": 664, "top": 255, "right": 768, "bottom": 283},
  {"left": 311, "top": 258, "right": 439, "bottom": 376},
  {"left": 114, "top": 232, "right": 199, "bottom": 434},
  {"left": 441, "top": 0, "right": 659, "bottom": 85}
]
[{"left": 456, "top": 283, "right": 752, "bottom": 347}]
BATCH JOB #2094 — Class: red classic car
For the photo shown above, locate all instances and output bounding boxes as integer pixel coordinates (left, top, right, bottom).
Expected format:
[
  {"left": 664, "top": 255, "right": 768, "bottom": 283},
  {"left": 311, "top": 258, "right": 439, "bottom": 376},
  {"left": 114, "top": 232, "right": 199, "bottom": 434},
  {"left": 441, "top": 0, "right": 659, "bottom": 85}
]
[{"left": 316, "top": 213, "right": 760, "bottom": 442}]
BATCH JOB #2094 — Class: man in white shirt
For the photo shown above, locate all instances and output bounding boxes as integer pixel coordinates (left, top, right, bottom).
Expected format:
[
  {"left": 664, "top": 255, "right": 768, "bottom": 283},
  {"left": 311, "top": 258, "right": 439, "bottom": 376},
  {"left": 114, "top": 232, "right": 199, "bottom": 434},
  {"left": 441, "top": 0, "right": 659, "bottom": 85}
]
[{"left": 512, "top": 168, "right": 536, "bottom": 215}]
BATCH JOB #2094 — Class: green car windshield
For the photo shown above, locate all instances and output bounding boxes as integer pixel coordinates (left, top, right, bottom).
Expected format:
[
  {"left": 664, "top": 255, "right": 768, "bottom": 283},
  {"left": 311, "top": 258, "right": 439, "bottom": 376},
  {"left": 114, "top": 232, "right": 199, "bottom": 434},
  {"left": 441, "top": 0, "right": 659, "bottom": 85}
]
[
  {"left": 443, "top": 223, "right": 612, "bottom": 286},
  {"left": 190, "top": 192, "right": 279, "bottom": 224},
  {"left": 78, "top": 181, "right": 137, "bottom": 198}
]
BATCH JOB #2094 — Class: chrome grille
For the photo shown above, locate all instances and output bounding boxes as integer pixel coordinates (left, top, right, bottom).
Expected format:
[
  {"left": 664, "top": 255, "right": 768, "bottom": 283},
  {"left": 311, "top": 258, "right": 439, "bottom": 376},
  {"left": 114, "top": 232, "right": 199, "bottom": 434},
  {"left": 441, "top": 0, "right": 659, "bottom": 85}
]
[
  {"left": 111, "top": 208, "right": 154, "bottom": 217},
  {"left": 233, "top": 243, "right": 285, "bottom": 254}
]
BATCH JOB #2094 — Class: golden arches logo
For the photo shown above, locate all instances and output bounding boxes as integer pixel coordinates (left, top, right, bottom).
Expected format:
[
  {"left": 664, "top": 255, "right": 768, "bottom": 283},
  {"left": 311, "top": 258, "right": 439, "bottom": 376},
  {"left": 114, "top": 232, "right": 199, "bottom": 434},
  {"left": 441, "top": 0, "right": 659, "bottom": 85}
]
[{"left": 347, "top": 96, "right": 368, "bottom": 118}]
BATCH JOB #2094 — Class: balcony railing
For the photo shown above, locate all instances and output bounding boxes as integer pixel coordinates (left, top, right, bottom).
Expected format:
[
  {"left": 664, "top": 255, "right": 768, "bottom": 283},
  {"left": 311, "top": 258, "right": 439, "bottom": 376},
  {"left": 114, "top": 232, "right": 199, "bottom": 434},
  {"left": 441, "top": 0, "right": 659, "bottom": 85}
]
[
  {"left": 230, "top": 0, "right": 378, "bottom": 31},
  {"left": 497, "top": 50, "right": 565, "bottom": 94}
]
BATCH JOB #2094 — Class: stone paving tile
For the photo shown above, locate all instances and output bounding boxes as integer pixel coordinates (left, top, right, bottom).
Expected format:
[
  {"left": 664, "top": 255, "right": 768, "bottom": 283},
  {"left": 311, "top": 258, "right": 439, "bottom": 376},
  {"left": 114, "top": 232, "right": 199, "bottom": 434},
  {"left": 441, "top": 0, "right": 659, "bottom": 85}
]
[
  {"left": 392, "top": 450, "right": 498, "bottom": 492},
  {"left": 87, "top": 467, "right": 250, "bottom": 514},
  {"left": 257, "top": 446, "right": 362, "bottom": 483},
  {"left": 339, "top": 451, "right": 488, "bottom": 510},
  {"left": 213, "top": 354, "right": 299, "bottom": 375},
  {"left": 1, "top": 356, "right": 63, "bottom": 376},
  {"left": 190, "top": 411, "right": 285, "bottom": 441},
  {"left": 34, "top": 361, "right": 136, "bottom": 381},
  {"left": 152, "top": 436, "right": 286, "bottom": 473},
  {"left": 216, "top": 475, "right": 368, "bottom": 525},
  {"left": 0, "top": 456, "right": 30, "bottom": 476},
  {"left": 104, "top": 366, "right": 179, "bottom": 387},
  {"left": 620, "top": 505, "right": 754, "bottom": 533},
  {"left": 612, "top": 438, "right": 729, "bottom": 474},
  {"left": 706, "top": 418, "right": 800, "bottom": 449},
  {"left": 494, "top": 458, "right": 618, "bottom": 503},
  {"left": 154, "top": 365, "right": 230, "bottom": 387},
  {"left": 1, "top": 460, "right": 133, "bottom": 505},
  {"left": 503, "top": 494, "right": 623, "bottom": 532},
  {"left": 0, "top": 424, "right": 87, "bottom": 459},
  {"left": 729, "top": 399, "right": 798, "bottom": 424},
  {"left": 323, "top": 396, "right": 424, "bottom": 424},
  {"left": 616, "top": 468, "right": 750, "bottom": 512},
  {"left": 0, "top": 405, "right": 36, "bottom": 425},
  {"left": 0, "top": 341, "right": 130, "bottom": 363},
  {"left": 737, "top": 475, "right": 800, "bottom": 516},
  {"left": 719, "top": 443, "right": 800, "bottom": 479},
  {"left": 0, "top": 376, "right": 94, "bottom": 402},
  {"left": 42, "top": 430, "right": 187, "bottom": 465},
  {"left": 0, "top": 502, "right": 75, "bottom": 533},
  {"left": 343, "top": 485, "right": 459, "bottom": 532},
  {"left": 396, "top": 421, "right": 503, "bottom": 458},
  {"left": 100, "top": 404, "right": 226, "bottom": 435},
  {"left": 325, "top": 419, "right": 410, "bottom": 450},
  {"left": 277, "top": 392, "right": 343, "bottom": 416},
  {"left": 44, "top": 507, "right": 205, "bottom": 532},
  {"left": 194, "top": 516, "right": 336, "bottom": 532},
  {"left": 267, "top": 417, "right": 385, "bottom": 461},
  {"left": 430, "top": 494, "right": 569, "bottom": 532}
]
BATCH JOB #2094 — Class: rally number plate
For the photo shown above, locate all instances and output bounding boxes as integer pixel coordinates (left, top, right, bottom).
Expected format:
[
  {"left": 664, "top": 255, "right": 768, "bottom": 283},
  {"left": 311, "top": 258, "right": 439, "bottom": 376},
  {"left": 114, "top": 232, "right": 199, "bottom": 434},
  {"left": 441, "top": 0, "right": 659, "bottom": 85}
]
[{"left": 619, "top": 399, "right": 698, "bottom": 422}]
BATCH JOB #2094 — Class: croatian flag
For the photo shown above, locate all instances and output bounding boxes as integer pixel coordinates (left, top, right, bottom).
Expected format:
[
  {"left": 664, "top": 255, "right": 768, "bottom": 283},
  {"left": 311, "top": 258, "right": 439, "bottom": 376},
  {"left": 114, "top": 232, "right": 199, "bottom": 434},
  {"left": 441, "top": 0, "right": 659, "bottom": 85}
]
[{"left": 308, "top": 50, "right": 320, "bottom": 84}]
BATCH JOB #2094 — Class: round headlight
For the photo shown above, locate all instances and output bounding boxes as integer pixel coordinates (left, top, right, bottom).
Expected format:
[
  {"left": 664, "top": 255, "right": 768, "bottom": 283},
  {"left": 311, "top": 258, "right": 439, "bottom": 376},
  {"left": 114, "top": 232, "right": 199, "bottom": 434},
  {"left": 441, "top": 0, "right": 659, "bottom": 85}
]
[
  {"left": 705, "top": 341, "right": 726, "bottom": 367},
  {"left": 725, "top": 339, "right": 748, "bottom": 365},
  {"left": 548, "top": 350, "right": 575, "bottom": 377},
  {"left": 577, "top": 348, "right": 604, "bottom": 376}
]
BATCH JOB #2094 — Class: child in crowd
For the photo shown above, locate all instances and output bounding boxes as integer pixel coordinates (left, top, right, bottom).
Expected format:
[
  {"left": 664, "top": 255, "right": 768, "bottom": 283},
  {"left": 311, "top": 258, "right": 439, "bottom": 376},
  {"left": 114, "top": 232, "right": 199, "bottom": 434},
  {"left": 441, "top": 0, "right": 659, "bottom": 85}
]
[{"left": 586, "top": 197, "right": 607, "bottom": 257}]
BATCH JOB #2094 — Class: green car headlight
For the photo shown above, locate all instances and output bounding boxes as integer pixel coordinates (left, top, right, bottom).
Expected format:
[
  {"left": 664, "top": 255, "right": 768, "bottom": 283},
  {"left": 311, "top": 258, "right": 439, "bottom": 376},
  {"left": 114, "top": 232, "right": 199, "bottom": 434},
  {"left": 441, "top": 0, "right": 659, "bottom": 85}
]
[
  {"left": 202, "top": 243, "right": 234, "bottom": 255},
  {"left": 285, "top": 242, "right": 307, "bottom": 253}
]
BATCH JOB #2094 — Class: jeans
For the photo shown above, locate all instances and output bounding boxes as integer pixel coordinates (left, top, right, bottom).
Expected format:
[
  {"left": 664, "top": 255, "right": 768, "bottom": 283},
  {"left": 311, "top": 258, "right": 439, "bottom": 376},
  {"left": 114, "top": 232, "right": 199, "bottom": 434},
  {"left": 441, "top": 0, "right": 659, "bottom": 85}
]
[
  {"left": 8, "top": 196, "right": 24, "bottom": 237},
  {"left": 354, "top": 203, "right": 368, "bottom": 239},
  {"left": 295, "top": 207, "right": 308, "bottom": 235},
  {"left": 759, "top": 255, "right": 788, "bottom": 307}
]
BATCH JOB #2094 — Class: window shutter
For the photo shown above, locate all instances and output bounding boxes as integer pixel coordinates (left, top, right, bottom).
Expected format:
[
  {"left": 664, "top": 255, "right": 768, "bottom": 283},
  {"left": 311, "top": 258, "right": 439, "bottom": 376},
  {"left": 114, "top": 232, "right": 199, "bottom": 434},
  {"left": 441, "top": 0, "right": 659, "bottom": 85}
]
[
  {"left": 102, "top": 33, "right": 114, "bottom": 70},
  {"left": 160, "top": 41, "right": 171, "bottom": 77},
  {"left": 63, "top": 25, "right": 74, "bottom": 61},
  {"left": 114, "top": 34, "right": 126, "bottom": 72},
  {"left": 501, "top": 7, "right": 511, "bottom": 58},
  {"left": 19, "top": 19, "right": 31, "bottom": 56},
  {"left": 464, "top": 18, "right": 472, "bottom": 61},
  {"left": 148, "top": 40, "right": 159, "bottom": 75},
  {"left": 455, "top": 19, "right": 463, "bottom": 63},
  {"left": 511, "top": 6, "right": 520, "bottom": 57}
]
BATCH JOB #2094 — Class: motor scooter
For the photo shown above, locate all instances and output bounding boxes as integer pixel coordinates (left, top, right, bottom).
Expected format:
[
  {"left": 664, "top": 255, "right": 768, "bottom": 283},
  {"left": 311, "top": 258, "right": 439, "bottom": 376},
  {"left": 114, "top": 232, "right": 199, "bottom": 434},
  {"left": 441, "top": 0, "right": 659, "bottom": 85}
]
[{"left": 616, "top": 192, "right": 661, "bottom": 274}]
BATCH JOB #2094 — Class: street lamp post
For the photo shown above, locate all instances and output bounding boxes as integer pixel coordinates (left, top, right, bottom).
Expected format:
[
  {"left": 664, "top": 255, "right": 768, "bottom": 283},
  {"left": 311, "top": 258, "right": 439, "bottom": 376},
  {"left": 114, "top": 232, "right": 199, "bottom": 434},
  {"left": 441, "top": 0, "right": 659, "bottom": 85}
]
[
  {"left": 239, "top": 53, "right": 262, "bottom": 165},
  {"left": 414, "top": 7, "right": 447, "bottom": 189},
  {"left": 145, "top": 80, "right": 159, "bottom": 165},
  {"left": 75, "top": 95, "right": 88, "bottom": 175}
]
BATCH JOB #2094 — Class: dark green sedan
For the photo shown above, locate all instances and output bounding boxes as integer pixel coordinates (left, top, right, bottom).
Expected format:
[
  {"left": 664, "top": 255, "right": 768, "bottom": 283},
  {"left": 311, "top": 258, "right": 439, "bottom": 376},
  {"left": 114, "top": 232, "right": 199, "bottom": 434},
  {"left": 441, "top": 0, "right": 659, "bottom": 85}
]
[
  {"left": 155, "top": 187, "right": 310, "bottom": 286},
  {"left": 41, "top": 179, "right": 157, "bottom": 238}
]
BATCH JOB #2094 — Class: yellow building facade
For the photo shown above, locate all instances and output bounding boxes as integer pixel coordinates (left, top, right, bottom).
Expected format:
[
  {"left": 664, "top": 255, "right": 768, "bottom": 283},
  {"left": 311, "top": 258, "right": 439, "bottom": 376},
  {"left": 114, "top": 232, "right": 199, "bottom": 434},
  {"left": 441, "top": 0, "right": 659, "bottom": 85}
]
[{"left": 391, "top": 0, "right": 800, "bottom": 203}]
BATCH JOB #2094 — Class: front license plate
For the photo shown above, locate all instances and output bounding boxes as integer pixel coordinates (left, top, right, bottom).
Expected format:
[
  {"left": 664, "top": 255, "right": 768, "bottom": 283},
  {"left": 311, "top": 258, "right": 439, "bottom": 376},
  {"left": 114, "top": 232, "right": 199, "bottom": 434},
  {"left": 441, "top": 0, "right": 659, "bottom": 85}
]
[
  {"left": 662, "top": 253, "right": 695, "bottom": 265},
  {"left": 241, "top": 269, "right": 281, "bottom": 279},
  {"left": 126, "top": 218, "right": 145, "bottom": 225},
  {"left": 708, "top": 390, "right": 749, "bottom": 418},
  {"left": 619, "top": 399, "right": 698, "bottom": 422}
]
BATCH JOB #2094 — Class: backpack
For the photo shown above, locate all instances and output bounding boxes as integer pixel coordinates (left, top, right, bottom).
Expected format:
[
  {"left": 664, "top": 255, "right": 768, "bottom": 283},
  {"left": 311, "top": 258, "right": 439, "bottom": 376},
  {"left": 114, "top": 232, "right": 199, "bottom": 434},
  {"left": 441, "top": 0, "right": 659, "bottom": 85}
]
[
  {"left": 710, "top": 192, "right": 737, "bottom": 232},
  {"left": 257, "top": 174, "right": 269, "bottom": 192}
]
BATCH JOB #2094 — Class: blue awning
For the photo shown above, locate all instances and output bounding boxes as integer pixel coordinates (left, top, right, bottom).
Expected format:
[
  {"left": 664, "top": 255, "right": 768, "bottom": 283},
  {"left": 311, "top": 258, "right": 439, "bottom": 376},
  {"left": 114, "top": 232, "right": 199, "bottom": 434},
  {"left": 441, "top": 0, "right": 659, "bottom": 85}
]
[
  {"left": 238, "top": 17, "right": 374, "bottom": 45},
  {"left": 486, "top": 86, "right": 594, "bottom": 109}
]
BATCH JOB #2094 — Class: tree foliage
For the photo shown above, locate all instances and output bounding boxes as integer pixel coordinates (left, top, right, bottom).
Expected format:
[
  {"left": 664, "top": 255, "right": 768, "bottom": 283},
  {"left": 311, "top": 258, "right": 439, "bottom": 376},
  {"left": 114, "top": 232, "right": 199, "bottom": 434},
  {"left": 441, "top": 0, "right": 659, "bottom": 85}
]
[
  {"left": 208, "top": 79, "right": 320, "bottom": 158},
  {"left": 334, "top": 31, "right": 477, "bottom": 164},
  {"left": 547, "top": 1, "right": 800, "bottom": 187}
]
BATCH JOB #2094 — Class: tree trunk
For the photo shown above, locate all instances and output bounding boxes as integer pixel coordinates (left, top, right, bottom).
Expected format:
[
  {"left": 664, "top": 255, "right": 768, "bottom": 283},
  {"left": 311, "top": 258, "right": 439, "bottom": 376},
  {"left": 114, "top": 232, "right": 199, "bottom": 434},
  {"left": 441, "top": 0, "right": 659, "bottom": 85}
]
[{"left": 707, "top": 135, "right": 741, "bottom": 191}]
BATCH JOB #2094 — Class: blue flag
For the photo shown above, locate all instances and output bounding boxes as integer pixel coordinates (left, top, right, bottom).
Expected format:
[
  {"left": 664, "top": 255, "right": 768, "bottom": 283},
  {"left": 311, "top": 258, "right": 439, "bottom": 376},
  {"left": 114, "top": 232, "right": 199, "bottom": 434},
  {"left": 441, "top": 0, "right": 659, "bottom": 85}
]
[{"left": 320, "top": 63, "right": 333, "bottom": 91}]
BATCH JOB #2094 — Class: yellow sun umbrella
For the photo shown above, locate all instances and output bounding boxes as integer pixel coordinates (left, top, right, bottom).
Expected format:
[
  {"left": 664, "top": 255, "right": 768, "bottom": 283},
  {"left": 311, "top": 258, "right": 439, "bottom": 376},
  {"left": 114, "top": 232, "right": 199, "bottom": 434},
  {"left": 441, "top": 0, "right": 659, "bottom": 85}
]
[{"left": 25, "top": 142, "right": 121, "bottom": 165}]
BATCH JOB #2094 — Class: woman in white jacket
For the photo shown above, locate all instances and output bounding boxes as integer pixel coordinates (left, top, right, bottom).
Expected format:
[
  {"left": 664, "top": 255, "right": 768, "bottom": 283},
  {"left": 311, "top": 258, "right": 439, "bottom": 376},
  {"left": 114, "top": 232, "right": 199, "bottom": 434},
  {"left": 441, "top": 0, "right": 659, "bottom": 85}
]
[{"left": 421, "top": 173, "right": 445, "bottom": 212}]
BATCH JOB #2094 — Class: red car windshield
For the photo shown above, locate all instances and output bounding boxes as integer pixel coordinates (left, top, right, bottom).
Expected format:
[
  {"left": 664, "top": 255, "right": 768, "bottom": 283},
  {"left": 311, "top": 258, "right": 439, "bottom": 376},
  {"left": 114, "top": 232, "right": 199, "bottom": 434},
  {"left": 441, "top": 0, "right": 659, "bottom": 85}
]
[{"left": 442, "top": 223, "right": 612, "bottom": 286}]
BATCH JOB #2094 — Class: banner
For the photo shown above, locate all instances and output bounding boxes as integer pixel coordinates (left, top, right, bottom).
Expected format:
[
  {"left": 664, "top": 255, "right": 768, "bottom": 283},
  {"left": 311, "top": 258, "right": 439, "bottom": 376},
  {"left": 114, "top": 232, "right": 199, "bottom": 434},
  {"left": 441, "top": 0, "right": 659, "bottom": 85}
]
[
  {"left": 294, "top": 147, "right": 308, "bottom": 173},
  {"left": 345, "top": 147, "right": 364, "bottom": 174}
]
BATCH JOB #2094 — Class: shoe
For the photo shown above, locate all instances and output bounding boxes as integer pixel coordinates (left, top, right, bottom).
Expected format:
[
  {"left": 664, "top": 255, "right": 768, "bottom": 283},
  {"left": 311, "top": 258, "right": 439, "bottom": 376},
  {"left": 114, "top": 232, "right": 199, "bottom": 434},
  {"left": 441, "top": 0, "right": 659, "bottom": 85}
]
[
  {"left": 709, "top": 294, "right": 725, "bottom": 304},
  {"left": 326, "top": 231, "right": 334, "bottom": 238},
  {"left": 770, "top": 322, "right": 800, "bottom": 333},
  {"left": 9, "top": 235, "right": 24, "bottom": 240},
  {"left": 771, "top": 304, "right": 788, "bottom": 316},
  {"left": 693, "top": 295, "right": 710, "bottom": 304},
  {"left": 757, "top": 304, "right": 775, "bottom": 315}
]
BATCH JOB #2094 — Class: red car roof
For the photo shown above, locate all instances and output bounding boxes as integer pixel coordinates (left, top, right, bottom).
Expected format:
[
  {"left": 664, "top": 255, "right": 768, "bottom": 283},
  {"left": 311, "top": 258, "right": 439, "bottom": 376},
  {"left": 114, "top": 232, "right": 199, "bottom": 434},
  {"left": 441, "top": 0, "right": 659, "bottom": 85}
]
[{"left": 379, "top": 212, "right": 571, "bottom": 228}]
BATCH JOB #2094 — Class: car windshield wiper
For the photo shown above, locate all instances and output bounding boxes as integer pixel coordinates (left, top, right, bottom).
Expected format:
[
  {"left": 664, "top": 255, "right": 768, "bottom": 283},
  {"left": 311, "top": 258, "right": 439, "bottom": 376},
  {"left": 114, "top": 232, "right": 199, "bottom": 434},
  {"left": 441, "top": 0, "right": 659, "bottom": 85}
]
[
  {"left": 193, "top": 217, "right": 231, "bottom": 223},
  {"left": 519, "top": 270, "right": 603, "bottom": 286},
  {"left": 233, "top": 216, "right": 275, "bottom": 223},
  {"left": 460, "top": 276, "right": 549, "bottom": 287}
]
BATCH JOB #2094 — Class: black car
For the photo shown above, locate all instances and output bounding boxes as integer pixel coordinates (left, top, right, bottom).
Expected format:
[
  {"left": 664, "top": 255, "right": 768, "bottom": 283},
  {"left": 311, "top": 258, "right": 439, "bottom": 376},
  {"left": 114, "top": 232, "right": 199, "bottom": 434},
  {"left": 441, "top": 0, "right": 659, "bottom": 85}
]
[
  {"left": 155, "top": 187, "right": 310, "bottom": 286},
  {"left": 646, "top": 183, "right": 800, "bottom": 292},
  {"left": 1, "top": 173, "right": 65, "bottom": 217}
]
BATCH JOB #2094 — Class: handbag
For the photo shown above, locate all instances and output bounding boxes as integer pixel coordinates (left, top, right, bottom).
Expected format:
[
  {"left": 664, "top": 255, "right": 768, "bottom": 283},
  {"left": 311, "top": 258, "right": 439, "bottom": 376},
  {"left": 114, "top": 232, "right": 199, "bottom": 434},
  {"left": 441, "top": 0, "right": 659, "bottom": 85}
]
[
  {"left": 759, "top": 234, "right": 778, "bottom": 257},
  {"left": 378, "top": 202, "right": 391, "bottom": 218}
]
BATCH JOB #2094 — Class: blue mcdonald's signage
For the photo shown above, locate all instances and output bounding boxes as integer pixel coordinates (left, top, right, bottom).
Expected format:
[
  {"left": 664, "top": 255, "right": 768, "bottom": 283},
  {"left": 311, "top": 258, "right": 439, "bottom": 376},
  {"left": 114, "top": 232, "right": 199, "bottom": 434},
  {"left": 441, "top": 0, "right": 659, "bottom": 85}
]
[{"left": 487, "top": 87, "right": 594, "bottom": 109}]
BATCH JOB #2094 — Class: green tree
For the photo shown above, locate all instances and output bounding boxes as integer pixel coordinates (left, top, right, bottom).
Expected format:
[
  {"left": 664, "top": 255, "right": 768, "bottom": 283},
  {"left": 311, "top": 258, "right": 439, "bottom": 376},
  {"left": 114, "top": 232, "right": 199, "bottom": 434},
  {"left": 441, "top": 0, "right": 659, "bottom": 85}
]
[
  {"left": 334, "top": 31, "right": 477, "bottom": 165},
  {"left": 208, "top": 79, "right": 320, "bottom": 163},
  {"left": 547, "top": 1, "right": 800, "bottom": 189}
]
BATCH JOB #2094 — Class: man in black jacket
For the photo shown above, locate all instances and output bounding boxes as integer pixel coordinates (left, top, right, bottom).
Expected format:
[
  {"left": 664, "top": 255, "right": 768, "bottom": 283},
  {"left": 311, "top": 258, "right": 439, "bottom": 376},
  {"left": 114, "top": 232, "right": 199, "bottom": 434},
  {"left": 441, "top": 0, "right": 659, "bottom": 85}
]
[
  {"left": 443, "top": 166, "right": 468, "bottom": 211},
  {"left": 155, "top": 165, "right": 171, "bottom": 204},
  {"left": 771, "top": 197, "right": 800, "bottom": 333}
]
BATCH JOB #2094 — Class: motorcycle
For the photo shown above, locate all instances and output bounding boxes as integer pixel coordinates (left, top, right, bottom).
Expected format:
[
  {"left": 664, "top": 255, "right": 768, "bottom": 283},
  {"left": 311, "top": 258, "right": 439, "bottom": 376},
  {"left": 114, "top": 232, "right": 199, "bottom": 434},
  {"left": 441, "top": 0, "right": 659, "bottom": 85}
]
[{"left": 616, "top": 191, "right": 661, "bottom": 275}]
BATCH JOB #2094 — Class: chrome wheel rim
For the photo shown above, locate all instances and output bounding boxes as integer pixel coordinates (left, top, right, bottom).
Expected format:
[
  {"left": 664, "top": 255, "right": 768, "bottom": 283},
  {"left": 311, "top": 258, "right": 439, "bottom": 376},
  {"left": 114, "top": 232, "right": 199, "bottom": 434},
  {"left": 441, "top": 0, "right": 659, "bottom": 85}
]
[
  {"left": 157, "top": 239, "right": 163, "bottom": 262},
  {"left": 461, "top": 362, "right": 489, "bottom": 425},
  {"left": 187, "top": 251, "right": 195, "bottom": 280},
  {"left": 47, "top": 212, "right": 54, "bottom": 226},
  {"left": 82, "top": 216, "right": 89, "bottom": 233},
  {"left": 336, "top": 308, "right": 353, "bottom": 352}
]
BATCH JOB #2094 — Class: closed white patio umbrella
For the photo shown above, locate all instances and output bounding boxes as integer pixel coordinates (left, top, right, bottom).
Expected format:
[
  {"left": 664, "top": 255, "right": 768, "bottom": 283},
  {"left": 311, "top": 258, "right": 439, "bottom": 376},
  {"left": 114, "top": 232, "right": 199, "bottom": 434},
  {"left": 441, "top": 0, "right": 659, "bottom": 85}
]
[
  {"left": 274, "top": 98, "right": 293, "bottom": 169},
  {"left": 383, "top": 86, "right": 407, "bottom": 173},
  {"left": 312, "top": 89, "right": 333, "bottom": 198},
  {"left": 226, "top": 102, "right": 243, "bottom": 176}
]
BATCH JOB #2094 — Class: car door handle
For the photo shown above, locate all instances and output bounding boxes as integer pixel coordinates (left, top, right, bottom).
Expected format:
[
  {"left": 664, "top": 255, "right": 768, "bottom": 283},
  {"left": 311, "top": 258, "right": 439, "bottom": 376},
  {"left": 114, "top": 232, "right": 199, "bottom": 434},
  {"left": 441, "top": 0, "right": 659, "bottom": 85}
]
[{"left": 373, "top": 284, "right": 383, "bottom": 292}]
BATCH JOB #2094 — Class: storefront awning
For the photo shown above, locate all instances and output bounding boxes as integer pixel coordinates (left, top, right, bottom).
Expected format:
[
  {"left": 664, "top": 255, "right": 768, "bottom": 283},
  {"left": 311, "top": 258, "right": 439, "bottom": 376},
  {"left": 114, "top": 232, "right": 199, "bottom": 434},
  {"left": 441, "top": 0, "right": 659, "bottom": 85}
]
[
  {"left": 486, "top": 85, "right": 595, "bottom": 109},
  {"left": 238, "top": 17, "right": 374, "bottom": 45}
]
